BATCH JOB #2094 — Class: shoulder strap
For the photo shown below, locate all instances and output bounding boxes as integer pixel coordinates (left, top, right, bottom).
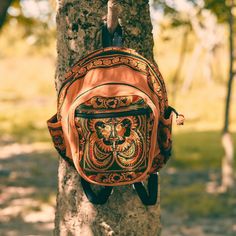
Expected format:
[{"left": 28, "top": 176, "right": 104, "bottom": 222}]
[
  {"left": 81, "top": 174, "right": 158, "bottom": 206},
  {"left": 133, "top": 173, "right": 158, "bottom": 206},
  {"left": 80, "top": 178, "right": 113, "bottom": 205}
]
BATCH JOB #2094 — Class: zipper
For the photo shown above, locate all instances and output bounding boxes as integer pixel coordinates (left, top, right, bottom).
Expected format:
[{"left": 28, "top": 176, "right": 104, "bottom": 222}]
[
  {"left": 72, "top": 82, "right": 155, "bottom": 106},
  {"left": 75, "top": 107, "right": 151, "bottom": 119}
]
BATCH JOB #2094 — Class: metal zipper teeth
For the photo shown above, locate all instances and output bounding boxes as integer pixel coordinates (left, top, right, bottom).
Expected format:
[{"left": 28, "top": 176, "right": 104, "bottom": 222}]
[{"left": 75, "top": 107, "right": 151, "bottom": 119}]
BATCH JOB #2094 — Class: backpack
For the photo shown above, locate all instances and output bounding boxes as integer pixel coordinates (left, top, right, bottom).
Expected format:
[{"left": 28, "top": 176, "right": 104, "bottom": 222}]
[{"left": 47, "top": 46, "right": 184, "bottom": 205}]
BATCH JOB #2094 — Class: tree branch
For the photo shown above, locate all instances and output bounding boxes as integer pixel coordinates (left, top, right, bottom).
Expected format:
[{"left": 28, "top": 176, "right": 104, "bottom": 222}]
[{"left": 107, "top": 0, "right": 119, "bottom": 34}]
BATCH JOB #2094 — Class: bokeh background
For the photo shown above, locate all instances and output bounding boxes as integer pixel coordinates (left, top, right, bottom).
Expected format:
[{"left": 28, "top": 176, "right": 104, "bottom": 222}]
[{"left": 0, "top": 0, "right": 235, "bottom": 235}]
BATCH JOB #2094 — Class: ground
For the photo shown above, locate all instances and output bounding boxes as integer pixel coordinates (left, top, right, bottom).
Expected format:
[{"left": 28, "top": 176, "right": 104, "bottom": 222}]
[
  {"left": 0, "top": 143, "right": 56, "bottom": 236},
  {"left": 0, "top": 133, "right": 236, "bottom": 235}
]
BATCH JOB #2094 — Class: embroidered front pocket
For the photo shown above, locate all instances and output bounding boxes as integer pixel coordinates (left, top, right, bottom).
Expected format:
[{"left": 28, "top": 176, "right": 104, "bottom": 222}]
[{"left": 73, "top": 95, "right": 155, "bottom": 185}]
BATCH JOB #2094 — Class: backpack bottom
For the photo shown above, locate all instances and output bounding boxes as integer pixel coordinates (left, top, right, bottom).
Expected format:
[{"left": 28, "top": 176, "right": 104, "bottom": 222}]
[{"left": 81, "top": 173, "right": 158, "bottom": 206}]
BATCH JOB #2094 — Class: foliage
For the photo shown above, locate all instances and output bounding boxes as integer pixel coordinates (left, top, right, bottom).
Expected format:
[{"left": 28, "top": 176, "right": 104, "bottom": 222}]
[
  {"left": 153, "top": 0, "right": 193, "bottom": 28},
  {"left": 2, "top": 0, "right": 56, "bottom": 46},
  {"left": 204, "top": 0, "right": 230, "bottom": 22},
  {"left": 153, "top": 0, "right": 230, "bottom": 26}
]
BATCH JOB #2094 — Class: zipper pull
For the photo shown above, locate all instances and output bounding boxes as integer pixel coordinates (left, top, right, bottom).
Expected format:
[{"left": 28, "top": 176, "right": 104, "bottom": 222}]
[{"left": 167, "top": 106, "right": 185, "bottom": 125}]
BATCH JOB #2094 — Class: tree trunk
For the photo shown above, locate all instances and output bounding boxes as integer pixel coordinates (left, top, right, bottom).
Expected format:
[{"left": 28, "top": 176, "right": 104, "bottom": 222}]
[
  {"left": 54, "top": 0, "right": 161, "bottom": 235},
  {"left": 219, "top": 133, "right": 234, "bottom": 192},
  {"left": 219, "top": 1, "right": 235, "bottom": 192}
]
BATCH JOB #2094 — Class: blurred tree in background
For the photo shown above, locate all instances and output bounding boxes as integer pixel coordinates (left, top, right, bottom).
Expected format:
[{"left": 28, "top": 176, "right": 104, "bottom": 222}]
[
  {"left": 208, "top": 0, "right": 236, "bottom": 192},
  {"left": 0, "top": 0, "right": 56, "bottom": 47},
  {"left": 153, "top": 0, "right": 235, "bottom": 192}
]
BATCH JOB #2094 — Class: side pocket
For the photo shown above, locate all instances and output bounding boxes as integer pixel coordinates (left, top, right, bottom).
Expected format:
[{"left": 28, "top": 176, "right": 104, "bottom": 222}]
[
  {"left": 150, "top": 110, "right": 173, "bottom": 174},
  {"left": 157, "top": 111, "right": 173, "bottom": 163},
  {"left": 47, "top": 114, "right": 66, "bottom": 158}
]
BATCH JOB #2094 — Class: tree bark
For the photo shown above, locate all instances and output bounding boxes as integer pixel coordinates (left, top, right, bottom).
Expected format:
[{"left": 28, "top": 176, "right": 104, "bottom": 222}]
[
  {"left": 0, "top": 0, "right": 13, "bottom": 30},
  {"left": 54, "top": 0, "right": 161, "bottom": 235}
]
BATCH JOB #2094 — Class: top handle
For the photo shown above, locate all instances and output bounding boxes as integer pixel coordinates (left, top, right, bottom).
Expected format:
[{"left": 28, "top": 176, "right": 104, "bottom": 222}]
[{"left": 102, "top": 24, "right": 123, "bottom": 48}]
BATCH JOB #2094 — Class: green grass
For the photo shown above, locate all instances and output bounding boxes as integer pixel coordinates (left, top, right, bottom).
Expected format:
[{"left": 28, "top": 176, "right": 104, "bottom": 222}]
[
  {"left": 0, "top": 55, "right": 56, "bottom": 143},
  {"left": 161, "top": 131, "right": 236, "bottom": 220},
  {"left": 173, "top": 131, "right": 224, "bottom": 169},
  {"left": 0, "top": 107, "right": 54, "bottom": 143},
  {"left": 162, "top": 181, "right": 236, "bottom": 219}
]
